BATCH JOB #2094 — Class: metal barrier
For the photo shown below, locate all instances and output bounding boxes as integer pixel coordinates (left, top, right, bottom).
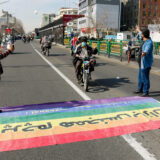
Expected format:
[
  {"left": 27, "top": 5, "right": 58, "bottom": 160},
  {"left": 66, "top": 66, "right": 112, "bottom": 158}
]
[
  {"left": 154, "top": 42, "right": 160, "bottom": 55},
  {"left": 64, "top": 38, "right": 71, "bottom": 47},
  {"left": 109, "top": 41, "right": 123, "bottom": 61},
  {"left": 89, "top": 40, "right": 122, "bottom": 60},
  {"left": 99, "top": 41, "right": 108, "bottom": 56},
  {"left": 63, "top": 38, "right": 159, "bottom": 61}
]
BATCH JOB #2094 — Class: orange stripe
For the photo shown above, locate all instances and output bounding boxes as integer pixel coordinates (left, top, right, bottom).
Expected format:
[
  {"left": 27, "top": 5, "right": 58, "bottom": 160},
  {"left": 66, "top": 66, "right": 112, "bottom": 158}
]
[{"left": 0, "top": 116, "right": 159, "bottom": 142}]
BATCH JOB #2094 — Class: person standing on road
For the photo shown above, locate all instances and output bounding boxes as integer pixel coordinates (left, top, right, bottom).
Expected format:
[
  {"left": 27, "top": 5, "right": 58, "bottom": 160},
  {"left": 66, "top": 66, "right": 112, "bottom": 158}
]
[{"left": 135, "top": 27, "right": 153, "bottom": 97}]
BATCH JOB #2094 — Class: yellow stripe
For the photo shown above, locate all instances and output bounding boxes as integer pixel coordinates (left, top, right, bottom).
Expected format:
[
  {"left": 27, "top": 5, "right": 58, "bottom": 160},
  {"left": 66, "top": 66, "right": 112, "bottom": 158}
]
[
  {"left": 0, "top": 108, "right": 159, "bottom": 129},
  {"left": 0, "top": 116, "right": 155, "bottom": 142},
  {"left": 0, "top": 107, "right": 159, "bottom": 141}
]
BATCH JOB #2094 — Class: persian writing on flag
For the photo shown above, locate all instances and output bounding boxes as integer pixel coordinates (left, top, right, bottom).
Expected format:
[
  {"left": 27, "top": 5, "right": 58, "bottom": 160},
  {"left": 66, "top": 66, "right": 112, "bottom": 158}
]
[{"left": 0, "top": 96, "right": 160, "bottom": 152}]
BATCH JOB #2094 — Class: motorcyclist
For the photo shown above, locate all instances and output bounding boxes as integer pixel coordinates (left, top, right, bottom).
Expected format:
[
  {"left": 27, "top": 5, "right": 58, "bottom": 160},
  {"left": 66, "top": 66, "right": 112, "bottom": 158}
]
[
  {"left": 22, "top": 35, "right": 26, "bottom": 43},
  {"left": 41, "top": 36, "right": 46, "bottom": 51},
  {"left": 41, "top": 36, "right": 51, "bottom": 53},
  {"left": 26, "top": 35, "right": 31, "bottom": 43},
  {"left": 74, "top": 37, "right": 97, "bottom": 82}
]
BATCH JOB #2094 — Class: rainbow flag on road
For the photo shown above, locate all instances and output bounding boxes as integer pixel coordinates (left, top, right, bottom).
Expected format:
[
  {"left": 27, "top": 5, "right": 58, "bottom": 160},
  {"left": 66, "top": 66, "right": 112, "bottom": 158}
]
[{"left": 0, "top": 96, "right": 160, "bottom": 152}]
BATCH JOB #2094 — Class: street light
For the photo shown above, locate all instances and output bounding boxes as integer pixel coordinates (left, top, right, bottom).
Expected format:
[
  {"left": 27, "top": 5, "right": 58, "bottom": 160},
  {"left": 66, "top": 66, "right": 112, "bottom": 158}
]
[{"left": 0, "top": 0, "right": 9, "bottom": 5}]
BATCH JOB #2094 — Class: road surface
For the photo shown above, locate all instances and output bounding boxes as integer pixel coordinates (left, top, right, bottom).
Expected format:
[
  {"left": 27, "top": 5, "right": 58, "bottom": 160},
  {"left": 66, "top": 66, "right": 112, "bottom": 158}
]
[{"left": 0, "top": 40, "right": 160, "bottom": 160}]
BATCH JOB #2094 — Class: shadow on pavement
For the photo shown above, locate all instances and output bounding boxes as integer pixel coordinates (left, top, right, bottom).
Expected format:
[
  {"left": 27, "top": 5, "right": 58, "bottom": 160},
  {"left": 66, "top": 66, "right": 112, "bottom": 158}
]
[
  {"left": 87, "top": 81, "right": 109, "bottom": 93},
  {"left": 92, "top": 77, "right": 131, "bottom": 89},
  {"left": 96, "top": 63, "right": 109, "bottom": 67},
  {"left": 3, "top": 65, "right": 49, "bottom": 69},
  {"left": 149, "top": 91, "right": 160, "bottom": 97},
  {"left": 13, "top": 52, "right": 32, "bottom": 55},
  {"left": 49, "top": 54, "right": 66, "bottom": 57}
]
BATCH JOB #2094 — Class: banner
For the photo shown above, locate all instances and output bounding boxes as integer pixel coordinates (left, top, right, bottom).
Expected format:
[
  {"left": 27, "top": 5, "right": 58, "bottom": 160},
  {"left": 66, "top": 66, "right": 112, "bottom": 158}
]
[
  {"left": 63, "top": 15, "right": 84, "bottom": 26},
  {"left": 0, "top": 96, "right": 160, "bottom": 152}
]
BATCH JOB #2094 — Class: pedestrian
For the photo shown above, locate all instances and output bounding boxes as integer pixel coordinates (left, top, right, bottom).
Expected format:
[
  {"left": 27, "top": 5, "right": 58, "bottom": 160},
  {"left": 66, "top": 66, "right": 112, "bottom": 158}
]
[{"left": 135, "top": 27, "right": 153, "bottom": 97}]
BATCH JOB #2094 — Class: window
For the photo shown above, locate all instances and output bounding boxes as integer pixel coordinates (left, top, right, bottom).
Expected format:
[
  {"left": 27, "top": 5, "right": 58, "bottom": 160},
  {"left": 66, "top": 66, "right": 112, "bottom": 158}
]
[
  {"left": 143, "top": 3, "right": 146, "bottom": 8},
  {"left": 79, "top": 19, "right": 86, "bottom": 24},
  {"left": 143, "top": 11, "right": 146, "bottom": 16},
  {"left": 148, "top": 12, "right": 151, "bottom": 16},
  {"left": 79, "top": 10, "right": 86, "bottom": 15},
  {"left": 154, "top": 12, "right": 157, "bottom": 17},
  {"left": 142, "top": 19, "right": 145, "bottom": 24}
]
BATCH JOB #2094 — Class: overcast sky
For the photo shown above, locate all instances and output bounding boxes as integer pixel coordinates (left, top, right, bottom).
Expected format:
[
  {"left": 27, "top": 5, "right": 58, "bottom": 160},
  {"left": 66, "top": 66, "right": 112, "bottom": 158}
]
[{"left": 0, "top": 0, "right": 78, "bottom": 32}]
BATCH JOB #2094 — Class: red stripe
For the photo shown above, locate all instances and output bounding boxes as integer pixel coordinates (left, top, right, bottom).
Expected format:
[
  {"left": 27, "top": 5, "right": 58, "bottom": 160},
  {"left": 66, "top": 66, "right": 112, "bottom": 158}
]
[
  {"left": 55, "top": 120, "right": 160, "bottom": 144},
  {"left": 0, "top": 136, "right": 56, "bottom": 152},
  {"left": 0, "top": 120, "right": 160, "bottom": 152}
]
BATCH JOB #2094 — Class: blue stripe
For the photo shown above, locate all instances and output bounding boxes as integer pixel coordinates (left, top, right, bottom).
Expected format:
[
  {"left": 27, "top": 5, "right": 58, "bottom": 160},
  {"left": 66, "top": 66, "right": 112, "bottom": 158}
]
[{"left": 0, "top": 99, "right": 158, "bottom": 118}]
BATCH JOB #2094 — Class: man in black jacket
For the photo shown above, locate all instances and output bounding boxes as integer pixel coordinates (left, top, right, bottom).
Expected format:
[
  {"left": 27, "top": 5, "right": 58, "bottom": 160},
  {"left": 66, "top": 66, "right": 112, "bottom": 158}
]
[{"left": 74, "top": 37, "right": 97, "bottom": 82}]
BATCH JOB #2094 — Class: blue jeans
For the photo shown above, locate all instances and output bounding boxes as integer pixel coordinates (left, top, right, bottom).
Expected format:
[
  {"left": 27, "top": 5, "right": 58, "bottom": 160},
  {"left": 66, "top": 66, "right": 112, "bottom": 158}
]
[{"left": 138, "top": 67, "right": 151, "bottom": 94}]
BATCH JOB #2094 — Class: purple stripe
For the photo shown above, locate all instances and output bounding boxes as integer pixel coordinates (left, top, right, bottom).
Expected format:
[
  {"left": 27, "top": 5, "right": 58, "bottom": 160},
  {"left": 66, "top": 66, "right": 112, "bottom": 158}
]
[
  {"left": 1, "top": 96, "right": 153, "bottom": 112},
  {"left": 0, "top": 98, "right": 158, "bottom": 118}
]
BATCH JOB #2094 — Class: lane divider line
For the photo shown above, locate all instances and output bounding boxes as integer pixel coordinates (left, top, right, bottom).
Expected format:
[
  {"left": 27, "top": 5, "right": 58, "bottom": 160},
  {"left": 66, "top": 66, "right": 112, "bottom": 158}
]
[{"left": 31, "top": 43, "right": 156, "bottom": 160}]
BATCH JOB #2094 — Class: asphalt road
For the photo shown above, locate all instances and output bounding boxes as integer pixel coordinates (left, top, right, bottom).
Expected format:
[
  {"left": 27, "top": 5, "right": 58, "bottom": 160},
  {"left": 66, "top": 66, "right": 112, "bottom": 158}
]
[{"left": 0, "top": 40, "right": 160, "bottom": 160}]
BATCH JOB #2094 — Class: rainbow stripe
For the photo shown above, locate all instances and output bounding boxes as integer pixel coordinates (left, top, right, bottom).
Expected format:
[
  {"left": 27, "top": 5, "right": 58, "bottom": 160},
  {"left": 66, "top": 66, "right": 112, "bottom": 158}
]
[{"left": 0, "top": 96, "right": 160, "bottom": 152}]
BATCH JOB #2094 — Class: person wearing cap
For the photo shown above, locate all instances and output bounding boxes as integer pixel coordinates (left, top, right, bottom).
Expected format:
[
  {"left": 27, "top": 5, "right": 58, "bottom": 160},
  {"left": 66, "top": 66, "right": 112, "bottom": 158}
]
[
  {"left": 74, "top": 37, "right": 97, "bottom": 82},
  {"left": 135, "top": 27, "right": 153, "bottom": 97}
]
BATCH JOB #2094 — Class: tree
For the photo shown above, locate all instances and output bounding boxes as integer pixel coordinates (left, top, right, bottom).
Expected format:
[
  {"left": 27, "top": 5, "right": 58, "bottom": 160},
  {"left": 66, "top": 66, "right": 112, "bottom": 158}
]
[
  {"left": 12, "top": 19, "right": 25, "bottom": 34},
  {"left": 87, "top": 4, "right": 111, "bottom": 38}
]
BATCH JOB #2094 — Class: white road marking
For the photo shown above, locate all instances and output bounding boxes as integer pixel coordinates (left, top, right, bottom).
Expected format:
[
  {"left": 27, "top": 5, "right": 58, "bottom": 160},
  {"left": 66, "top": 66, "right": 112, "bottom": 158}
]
[{"left": 31, "top": 43, "right": 157, "bottom": 160}]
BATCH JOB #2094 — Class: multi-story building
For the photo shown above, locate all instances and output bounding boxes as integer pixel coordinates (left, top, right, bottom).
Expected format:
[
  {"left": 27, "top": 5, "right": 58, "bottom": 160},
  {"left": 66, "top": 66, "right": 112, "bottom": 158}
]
[
  {"left": 55, "top": 8, "right": 78, "bottom": 35},
  {"left": 41, "top": 14, "right": 56, "bottom": 27},
  {"left": 139, "top": 0, "right": 160, "bottom": 28},
  {"left": 0, "top": 10, "right": 16, "bottom": 34},
  {"left": 123, "top": 0, "right": 160, "bottom": 30},
  {"left": 78, "top": 0, "right": 121, "bottom": 37}
]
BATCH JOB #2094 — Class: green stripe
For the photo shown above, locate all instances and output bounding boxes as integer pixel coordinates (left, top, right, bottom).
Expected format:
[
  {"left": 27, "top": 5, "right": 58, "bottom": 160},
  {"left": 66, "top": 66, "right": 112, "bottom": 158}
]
[{"left": 1, "top": 102, "right": 159, "bottom": 124}]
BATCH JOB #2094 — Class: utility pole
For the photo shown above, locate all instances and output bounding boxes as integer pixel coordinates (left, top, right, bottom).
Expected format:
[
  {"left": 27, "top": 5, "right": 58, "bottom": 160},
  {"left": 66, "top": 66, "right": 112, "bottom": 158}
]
[{"left": 0, "top": 0, "right": 9, "bottom": 5}]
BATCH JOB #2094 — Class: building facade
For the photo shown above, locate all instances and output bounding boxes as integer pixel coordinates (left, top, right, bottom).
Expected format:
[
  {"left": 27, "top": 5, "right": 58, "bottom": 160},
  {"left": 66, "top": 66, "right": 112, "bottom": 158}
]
[
  {"left": 139, "top": 0, "right": 160, "bottom": 28},
  {"left": 0, "top": 10, "right": 16, "bottom": 34},
  {"left": 56, "top": 8, "right": 78, "bottom": 35},
  {"left": 123, "top": 0, "right": 160, "bottom": 30},
  {"left": 78, "top": 0, "right": 121, "bottom": 37},
  {"left": 41, "top": 14, "right": 56, "bottom": 27}
]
